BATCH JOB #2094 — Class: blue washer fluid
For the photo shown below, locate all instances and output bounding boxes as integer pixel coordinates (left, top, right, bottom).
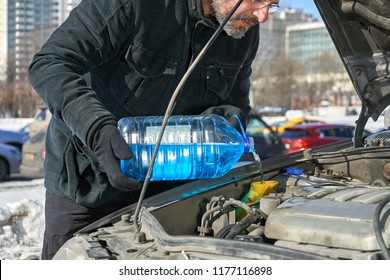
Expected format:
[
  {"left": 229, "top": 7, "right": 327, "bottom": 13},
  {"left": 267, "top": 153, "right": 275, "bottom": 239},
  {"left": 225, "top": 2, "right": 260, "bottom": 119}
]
[{"left": 118, "top": 114, "right": 253, "bottom": 182}]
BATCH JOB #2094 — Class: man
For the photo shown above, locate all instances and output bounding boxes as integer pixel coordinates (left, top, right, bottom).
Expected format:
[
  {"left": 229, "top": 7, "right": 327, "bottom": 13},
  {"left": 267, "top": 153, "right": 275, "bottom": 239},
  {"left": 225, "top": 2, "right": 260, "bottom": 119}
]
[{"left": 28, "top": 0, "right": 280, "bottom": 259}]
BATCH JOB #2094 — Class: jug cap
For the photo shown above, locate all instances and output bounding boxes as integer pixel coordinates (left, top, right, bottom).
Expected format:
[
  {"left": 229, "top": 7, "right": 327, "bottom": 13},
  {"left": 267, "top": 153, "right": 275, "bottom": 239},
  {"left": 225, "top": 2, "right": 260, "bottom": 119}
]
[{"left": 244, "top": 137, "right": 254, "bottom": 154}]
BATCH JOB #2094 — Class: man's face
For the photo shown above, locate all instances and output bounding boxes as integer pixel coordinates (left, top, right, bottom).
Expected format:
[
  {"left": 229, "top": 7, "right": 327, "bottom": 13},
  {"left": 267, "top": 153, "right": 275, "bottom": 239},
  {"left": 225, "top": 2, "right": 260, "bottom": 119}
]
[{"left": 211, "top": 0, "right": 278, "bottom": 39}]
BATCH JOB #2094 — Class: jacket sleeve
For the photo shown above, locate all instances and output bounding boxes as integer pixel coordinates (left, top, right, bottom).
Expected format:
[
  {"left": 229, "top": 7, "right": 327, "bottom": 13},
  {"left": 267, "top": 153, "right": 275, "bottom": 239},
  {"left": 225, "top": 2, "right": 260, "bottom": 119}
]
[
  {"left": 225, "top": 25, "right": 260, "bottom": 128},
  {"left": 28, "top": 0, "right": 134, "bottom": 147}
]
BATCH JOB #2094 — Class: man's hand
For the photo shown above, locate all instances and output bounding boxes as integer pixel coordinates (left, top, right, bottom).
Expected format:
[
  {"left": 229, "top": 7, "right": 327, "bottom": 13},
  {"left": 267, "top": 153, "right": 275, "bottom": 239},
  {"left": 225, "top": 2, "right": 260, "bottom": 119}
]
[
  {"left": 92, "top": 124, "right": 141, "bottom": 191},
  {"left": 202, "top": 105, "right": 249, "bottom": 132}
]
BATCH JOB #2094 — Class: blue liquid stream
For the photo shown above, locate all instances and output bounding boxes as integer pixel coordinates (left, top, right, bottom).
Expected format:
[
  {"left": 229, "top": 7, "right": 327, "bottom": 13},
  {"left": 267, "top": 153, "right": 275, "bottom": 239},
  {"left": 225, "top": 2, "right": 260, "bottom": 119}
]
[{"left": 121, "top": 143, "right": 244, "bottom": 182}]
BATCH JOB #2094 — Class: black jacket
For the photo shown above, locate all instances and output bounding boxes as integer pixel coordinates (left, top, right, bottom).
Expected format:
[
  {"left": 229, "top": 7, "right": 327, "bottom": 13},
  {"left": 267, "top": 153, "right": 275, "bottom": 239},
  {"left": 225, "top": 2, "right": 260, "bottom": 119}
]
[{"left": 28, "top": 0, "right": 259, "bottom": 208}]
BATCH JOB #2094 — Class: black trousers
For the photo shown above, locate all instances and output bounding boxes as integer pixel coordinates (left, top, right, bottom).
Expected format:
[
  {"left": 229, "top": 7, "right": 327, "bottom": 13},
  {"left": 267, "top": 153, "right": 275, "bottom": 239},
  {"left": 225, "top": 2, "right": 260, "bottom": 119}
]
[{"left": 41, "top": 191, "right": 123, "bottom": 260}]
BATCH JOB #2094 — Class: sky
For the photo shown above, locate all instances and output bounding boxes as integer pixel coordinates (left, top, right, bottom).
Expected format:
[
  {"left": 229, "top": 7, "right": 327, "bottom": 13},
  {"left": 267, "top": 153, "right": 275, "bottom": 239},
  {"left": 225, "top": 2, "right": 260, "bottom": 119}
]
[{"left": 281, "top": 0, "right": 321, "bottom": 20}]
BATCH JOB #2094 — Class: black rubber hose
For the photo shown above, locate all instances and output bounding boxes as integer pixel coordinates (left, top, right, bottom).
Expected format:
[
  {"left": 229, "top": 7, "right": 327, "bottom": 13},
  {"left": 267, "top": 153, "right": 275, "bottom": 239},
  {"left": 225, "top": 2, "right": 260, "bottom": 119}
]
[{"left": 224, "top": 210, "right": 262, "bottom": 239}]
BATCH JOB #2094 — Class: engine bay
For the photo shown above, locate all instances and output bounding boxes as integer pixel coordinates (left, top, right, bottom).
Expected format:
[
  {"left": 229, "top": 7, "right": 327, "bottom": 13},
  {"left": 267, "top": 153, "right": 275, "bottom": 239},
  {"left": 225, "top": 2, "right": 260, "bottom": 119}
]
[
  {"left": 148, "top": 135, "right": 390, "bottom": 260},
  {"left": 54, "top": 130, "right": 390, "bottom": 260}
]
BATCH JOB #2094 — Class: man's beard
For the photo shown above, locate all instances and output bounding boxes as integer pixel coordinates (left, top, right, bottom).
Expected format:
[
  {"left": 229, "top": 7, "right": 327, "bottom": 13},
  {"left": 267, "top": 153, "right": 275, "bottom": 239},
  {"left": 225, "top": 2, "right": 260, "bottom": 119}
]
[{"left": 211, "top": 1, "right": 258, "bottom": 39}]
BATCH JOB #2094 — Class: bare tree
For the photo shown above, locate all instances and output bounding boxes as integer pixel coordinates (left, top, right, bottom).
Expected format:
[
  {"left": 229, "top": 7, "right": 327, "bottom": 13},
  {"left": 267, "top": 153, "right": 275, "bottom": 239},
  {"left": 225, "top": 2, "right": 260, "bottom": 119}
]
[
  {"left": 0, "top": 69, "right": 45, "bottom": 118},
  {"left": 251, "top": 55, "right": 302, "bottom": 109},
  {"left": 0, "top": 25, "right": 54, "bottom": 118},
  {"left": 0, "top": 57, "right": 17, "bottom": 118},
  {"left": 250, "top": 49, "right": 351, "bottom": 111}
]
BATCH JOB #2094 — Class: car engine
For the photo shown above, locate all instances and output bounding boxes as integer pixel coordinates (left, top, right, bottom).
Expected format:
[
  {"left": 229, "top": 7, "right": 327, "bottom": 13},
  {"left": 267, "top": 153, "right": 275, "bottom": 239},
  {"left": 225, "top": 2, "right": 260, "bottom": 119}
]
[
  {"left": 193, "top": 132, "right": 390, "bottom": 260},
  {"left": 54, "top": 130, "right": 390, "bottom": 260}
]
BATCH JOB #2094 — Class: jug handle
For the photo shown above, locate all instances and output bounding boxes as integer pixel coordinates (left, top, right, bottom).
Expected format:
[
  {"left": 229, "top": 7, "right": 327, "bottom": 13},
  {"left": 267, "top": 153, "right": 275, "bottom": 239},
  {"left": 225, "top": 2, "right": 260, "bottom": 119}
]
[{"left": 232, "top": 113, "right": 250, "bottom": 143}]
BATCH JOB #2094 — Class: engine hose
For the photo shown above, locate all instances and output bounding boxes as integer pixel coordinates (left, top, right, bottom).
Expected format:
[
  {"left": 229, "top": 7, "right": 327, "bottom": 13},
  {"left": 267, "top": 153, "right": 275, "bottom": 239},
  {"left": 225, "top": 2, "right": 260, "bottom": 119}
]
[
  {"left": 224, "top": 210, "right": 262, "bottom": 239},
  {"left": 199, "top": 197, "right": 252, "bottom": 237}
]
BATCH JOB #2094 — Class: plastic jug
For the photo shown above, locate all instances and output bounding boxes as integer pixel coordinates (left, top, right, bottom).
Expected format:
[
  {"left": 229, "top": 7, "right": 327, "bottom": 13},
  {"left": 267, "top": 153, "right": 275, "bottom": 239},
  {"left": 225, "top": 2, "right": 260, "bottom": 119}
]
[{"left": 118, "top": 114, "right": 253, "bottom": 182}]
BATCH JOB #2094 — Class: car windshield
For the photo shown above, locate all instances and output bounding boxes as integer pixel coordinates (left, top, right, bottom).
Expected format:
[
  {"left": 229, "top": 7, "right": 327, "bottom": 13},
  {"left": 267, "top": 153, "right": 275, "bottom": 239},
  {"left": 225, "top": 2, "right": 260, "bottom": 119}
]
[
  {"left": 34, "top": 109, "right": 47, "bottom": 121},
  {"left": 272, "top": 120, "right": 290, "bottom": 127},
  {"left": 280, "top": 129, "right": 310, "bottom": 139},
  {"left": 319, "top": 127, "right": 354, "bottom": 138},
  {"left": 246, "top": 118, "right": 269, "bottom": 135}
]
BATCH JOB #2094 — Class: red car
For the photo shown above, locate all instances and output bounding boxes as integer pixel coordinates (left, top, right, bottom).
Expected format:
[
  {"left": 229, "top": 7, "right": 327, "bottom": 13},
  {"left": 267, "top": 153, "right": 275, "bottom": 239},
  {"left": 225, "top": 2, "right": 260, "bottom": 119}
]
[{"left": 280, "top": 123, "right": 371, "bottom": 153}]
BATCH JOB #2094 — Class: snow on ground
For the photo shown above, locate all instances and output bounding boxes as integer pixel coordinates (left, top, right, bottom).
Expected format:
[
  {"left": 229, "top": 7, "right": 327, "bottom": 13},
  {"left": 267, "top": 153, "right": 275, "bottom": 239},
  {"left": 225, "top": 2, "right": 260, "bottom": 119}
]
[
  {"left": 0, "top": 178, "right": 45, "bottom": 260},
  {"left": 0, "top": 118, "right": 33, "bottom": 131},
  {"left": 1, "top": 118, "right": 45, "bottom": 260}
]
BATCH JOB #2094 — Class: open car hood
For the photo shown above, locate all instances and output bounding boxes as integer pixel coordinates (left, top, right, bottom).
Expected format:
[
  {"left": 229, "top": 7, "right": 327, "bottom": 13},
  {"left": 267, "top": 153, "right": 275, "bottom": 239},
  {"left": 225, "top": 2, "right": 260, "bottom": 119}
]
[{"left": 314, "top": 0, "right": 390, "bottom": 146}]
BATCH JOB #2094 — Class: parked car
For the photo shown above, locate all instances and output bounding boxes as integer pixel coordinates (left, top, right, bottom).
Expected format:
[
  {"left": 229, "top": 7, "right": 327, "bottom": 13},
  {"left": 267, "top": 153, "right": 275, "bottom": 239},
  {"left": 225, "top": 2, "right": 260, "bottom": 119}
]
[
  {"left": 0, "top": 129, "right": 29, "bottom": 152},
  {"left": 243, "top": 112, "right": 287, "bottom": 160},
  {"left": 271, "top": 117, "right": 326, "bottom": 134},
  {"left": 20, "top": 106, "right": 51, "bottom": 178},
  {"left": 27, "top": 106, "right": 52, "bottom": 136},
  {"left": 20, "top": 131, "right": 46, "bottom": 178},
  {"left": 0, "top": 143, "right": 21, "bottom": 181},
  {"left": 53, "top": 0, "right": 390, "bottom": 260},
  {"left": 280, "top": 123, "right": 372, "bottom": 153}
]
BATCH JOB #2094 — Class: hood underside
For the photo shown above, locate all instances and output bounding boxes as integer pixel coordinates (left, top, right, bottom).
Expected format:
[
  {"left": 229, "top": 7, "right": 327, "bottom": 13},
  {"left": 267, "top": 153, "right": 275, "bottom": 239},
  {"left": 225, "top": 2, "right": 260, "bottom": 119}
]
[{"left": 314, "top": 0, "right": 390, "bottom": 146}]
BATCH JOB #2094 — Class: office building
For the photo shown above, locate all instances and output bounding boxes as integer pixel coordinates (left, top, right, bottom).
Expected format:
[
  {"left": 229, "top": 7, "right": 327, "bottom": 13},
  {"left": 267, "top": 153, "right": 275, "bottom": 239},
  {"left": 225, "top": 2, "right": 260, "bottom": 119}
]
[
  {"left": 255, "top": 8, "right": 319, "bottom": 69},
  {"left": 251, "top": 8, "right": 354, "bottom": 110},
  {"left": 286, "top": 22, "right": 338, "bottom": 73}
]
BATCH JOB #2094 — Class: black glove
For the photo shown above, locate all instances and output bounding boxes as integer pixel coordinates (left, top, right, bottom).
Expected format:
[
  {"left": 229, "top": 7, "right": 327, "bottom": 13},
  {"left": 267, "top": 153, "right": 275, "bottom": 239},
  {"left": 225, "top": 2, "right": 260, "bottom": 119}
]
[
  {"left": 202, "top": 105, "right": 249, "bottom": 133},
  {"left": 92, "top": 123, "right": 141, "bottom": 191}
]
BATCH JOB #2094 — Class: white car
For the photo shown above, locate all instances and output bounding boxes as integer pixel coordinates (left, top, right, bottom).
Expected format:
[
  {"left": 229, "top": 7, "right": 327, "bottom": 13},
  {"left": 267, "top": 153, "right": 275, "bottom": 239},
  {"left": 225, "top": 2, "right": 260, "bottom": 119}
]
[{"left": 20, "top": 106, "right": 51, "bottom": 178}]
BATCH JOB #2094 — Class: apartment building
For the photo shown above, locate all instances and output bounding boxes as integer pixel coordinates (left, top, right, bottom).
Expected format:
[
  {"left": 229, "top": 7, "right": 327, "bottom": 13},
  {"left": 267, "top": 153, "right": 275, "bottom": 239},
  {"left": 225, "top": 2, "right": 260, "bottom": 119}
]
[{"left": 0, "top": 0, "right": 81, "bottom": 83}]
